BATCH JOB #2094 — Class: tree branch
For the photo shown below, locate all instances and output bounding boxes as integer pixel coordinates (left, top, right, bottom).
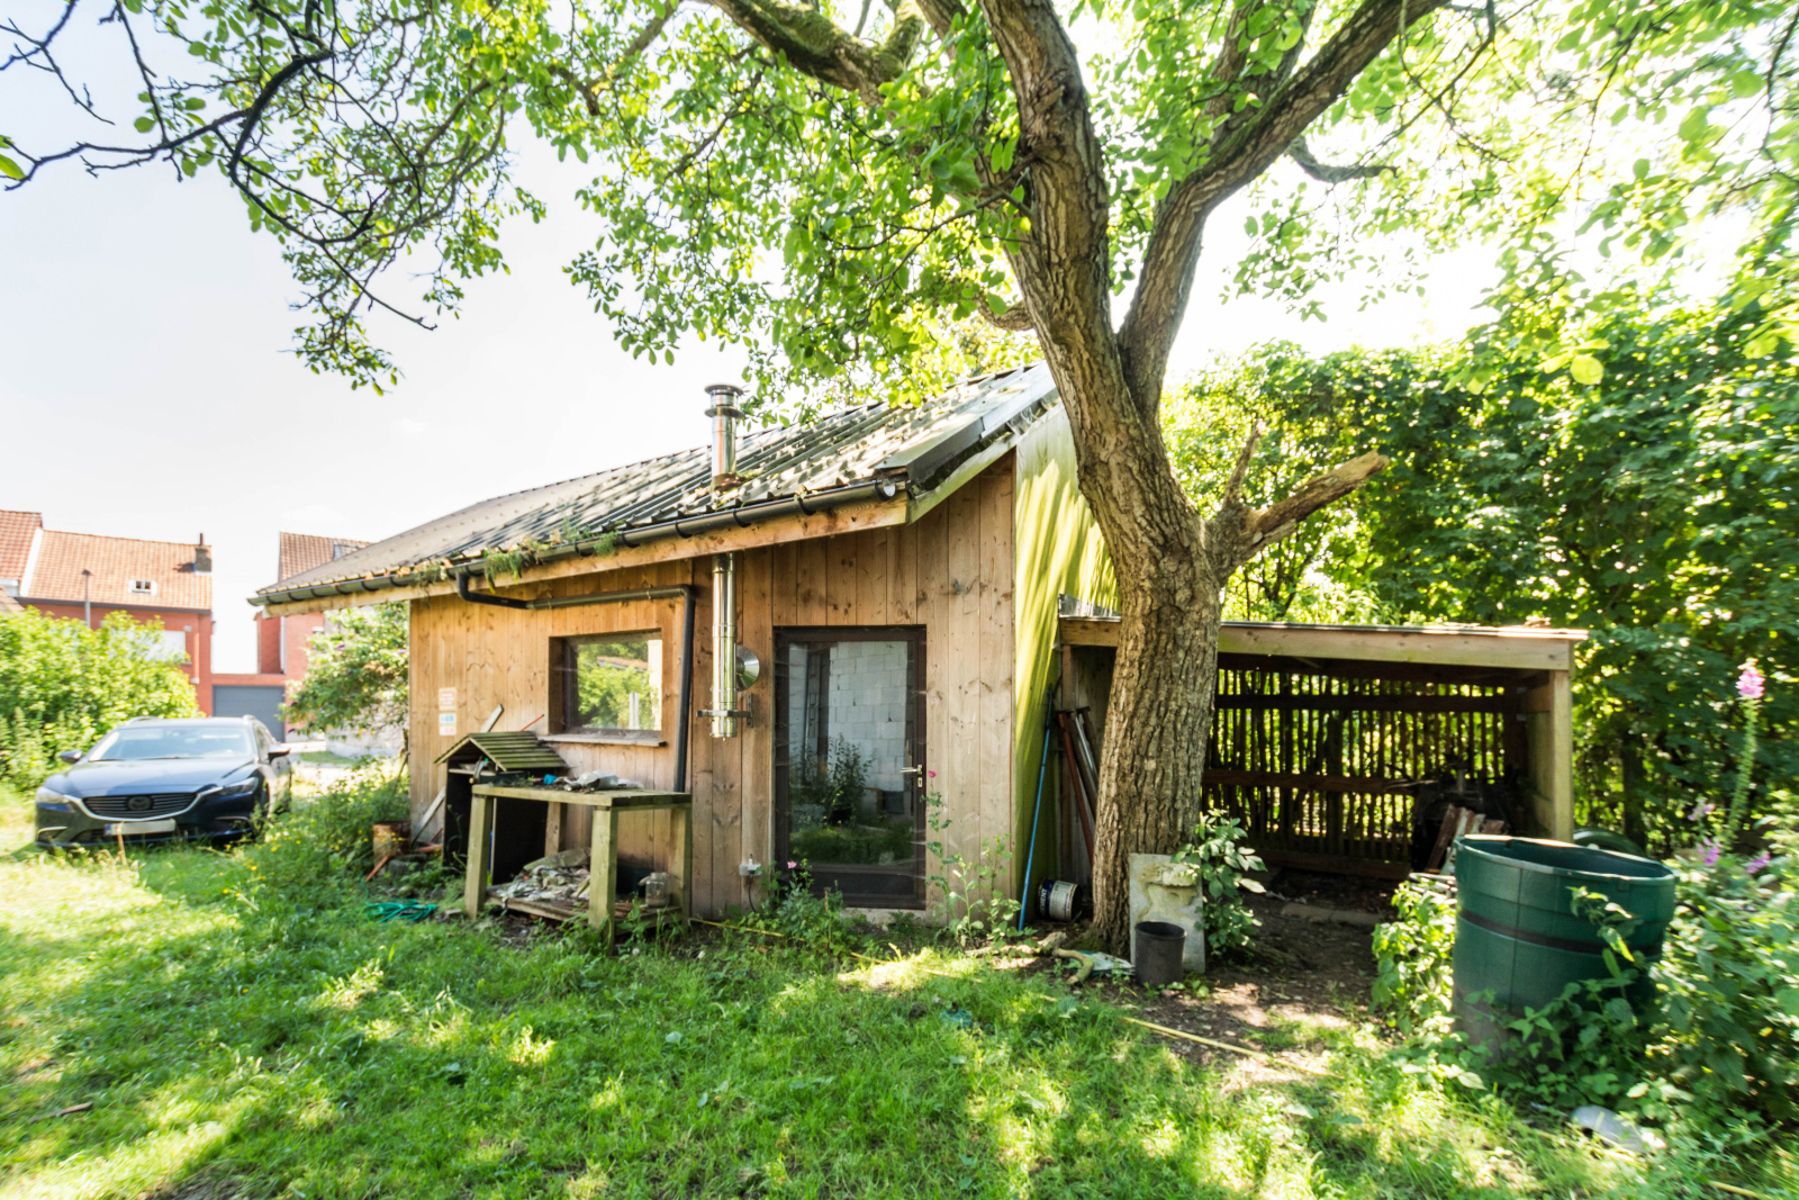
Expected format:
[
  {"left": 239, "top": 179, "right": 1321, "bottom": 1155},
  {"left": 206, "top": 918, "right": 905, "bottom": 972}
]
[
  {"left": 1288, "top": 134, "right": 1391, "bottom": 183},
  {"left": 1118, "top": 0, "right": 1449, "bottom": 416},
  {"left": 704, "top": 0, "right": 924, "bottom": 102},
  {"left": 1248, "top": 450, "right": 1388, "bottom": 546}
]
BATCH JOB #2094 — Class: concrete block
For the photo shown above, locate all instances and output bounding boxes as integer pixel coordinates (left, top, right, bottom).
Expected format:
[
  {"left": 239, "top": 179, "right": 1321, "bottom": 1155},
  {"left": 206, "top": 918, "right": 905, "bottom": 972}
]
[{"left": 1128, "top": 853, "right": 1206, "bottom": 974}]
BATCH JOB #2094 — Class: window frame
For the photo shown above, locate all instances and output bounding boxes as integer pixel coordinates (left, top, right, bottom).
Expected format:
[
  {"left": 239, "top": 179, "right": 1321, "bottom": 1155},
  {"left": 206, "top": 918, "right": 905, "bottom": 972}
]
[{"left": 547, "top": 630, "right": 668, "bottom": 745}]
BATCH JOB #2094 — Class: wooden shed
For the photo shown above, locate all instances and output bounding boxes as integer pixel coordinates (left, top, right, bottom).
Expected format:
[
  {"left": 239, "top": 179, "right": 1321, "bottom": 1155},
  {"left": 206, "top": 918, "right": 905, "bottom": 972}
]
[
  {"left": 254, "top": 365, "right": 1112, "bottom": 915},
  {"left": 1058, "top": 612, "right": 1584, "bottom": 880}
]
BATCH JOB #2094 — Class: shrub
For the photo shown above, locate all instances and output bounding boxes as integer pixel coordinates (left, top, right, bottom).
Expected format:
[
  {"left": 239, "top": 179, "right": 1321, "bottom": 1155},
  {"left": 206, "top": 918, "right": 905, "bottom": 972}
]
[
  {"left": 1371, "top": 878, "right": 1456, "bottom": 1035},
  {"left": 1172, "top": 811, "right": 1264, "bottom": 960},
  {"left": 238, "top": 765, "right": 409, "bottom": 898},
  {"left": 1647, "top": 856, "right": 1799, "bottom": 1123},
  {"left": 0, "top": 609, "right": 199, "bottom": 787}
]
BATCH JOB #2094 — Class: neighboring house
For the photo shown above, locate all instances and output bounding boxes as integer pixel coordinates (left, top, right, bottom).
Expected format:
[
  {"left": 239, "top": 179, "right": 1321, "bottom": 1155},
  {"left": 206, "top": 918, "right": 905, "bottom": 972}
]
[
  {"left": 0, "top": 509, "right": 214, "bottom": 710},
  {"left": 254, "top": 366, "right": 1108, "bottom": 914},
  {"left": 256, "top": 532, "right": 370, "bottom": 681},
  {"left": 212, "top": 532, "right": 372, "bottom": 746}
]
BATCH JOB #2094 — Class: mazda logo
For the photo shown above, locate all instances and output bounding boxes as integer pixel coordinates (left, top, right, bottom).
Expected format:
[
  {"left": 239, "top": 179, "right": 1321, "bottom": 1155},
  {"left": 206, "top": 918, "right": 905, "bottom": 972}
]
[{"left": 126, "top": 796, "right": 152, "bottom": 813}]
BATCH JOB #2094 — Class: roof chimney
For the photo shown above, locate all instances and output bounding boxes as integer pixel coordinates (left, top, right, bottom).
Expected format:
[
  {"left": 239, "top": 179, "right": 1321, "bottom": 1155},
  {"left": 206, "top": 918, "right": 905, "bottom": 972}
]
[
  {"left": 194, "top": 535, "right": 212, "bottom": 575},
  {"left": 704, "top": 383, "right": 744, "bottom": 493}
]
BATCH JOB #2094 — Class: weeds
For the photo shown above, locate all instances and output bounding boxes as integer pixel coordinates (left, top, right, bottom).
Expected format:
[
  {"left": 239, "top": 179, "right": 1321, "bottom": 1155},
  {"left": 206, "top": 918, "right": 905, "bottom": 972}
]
[{"left": 924, "top": 793, "right": 1021, "bottom": 947}]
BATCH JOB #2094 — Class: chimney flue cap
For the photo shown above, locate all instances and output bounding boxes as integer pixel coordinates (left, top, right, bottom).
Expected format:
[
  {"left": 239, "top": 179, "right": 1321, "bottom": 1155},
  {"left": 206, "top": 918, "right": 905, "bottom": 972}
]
[{"left": 704, "top": 382, "right": 744, "bottom": 415}]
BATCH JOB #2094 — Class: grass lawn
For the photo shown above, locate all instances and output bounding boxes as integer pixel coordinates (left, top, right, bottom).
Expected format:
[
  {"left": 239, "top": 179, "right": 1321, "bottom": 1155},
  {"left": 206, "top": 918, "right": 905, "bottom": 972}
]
[{"left": 0, "top": 783, "right": 1755, "bottom": 1199}]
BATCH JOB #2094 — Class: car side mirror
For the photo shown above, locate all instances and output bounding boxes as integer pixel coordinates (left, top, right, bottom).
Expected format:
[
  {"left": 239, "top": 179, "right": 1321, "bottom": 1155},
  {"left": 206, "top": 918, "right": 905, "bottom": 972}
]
[
  {"left": 268, "top": 744, "right": 292, "bottom": 759},
  {"left": 57, "top": 749, "right": 81, "bottom": 764}
]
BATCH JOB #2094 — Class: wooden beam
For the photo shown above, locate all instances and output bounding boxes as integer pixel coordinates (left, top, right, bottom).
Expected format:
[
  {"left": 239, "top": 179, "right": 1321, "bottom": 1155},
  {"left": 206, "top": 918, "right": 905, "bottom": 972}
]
[
  {"left": 261, "top": 495, "right": 912, "bottom": 617},
  {"left": 1204, "top": 770, "right": 1420, "bottom": 795},
  {"left": 1059, "top": 615, "right": 1582, "bottom": 672}
]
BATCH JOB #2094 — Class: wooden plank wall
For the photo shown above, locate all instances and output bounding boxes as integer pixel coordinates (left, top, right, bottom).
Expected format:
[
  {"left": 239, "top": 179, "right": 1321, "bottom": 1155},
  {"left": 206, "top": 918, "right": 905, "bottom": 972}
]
[{"left": 408, "top": 458, "right": 1018, "bottom": 916}]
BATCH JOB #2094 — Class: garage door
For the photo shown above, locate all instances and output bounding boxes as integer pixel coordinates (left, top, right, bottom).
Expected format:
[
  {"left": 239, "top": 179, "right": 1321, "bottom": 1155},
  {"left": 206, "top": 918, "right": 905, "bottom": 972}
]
[{"left": 212, "top": 684, "right": 287, "bottom": 741}]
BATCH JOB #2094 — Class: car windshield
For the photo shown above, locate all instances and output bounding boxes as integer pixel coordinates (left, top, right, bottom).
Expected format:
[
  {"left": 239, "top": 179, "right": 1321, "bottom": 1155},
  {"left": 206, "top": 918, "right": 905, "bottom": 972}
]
[{"left": 87, "top": 726, "right": 255, "bottom": 762}]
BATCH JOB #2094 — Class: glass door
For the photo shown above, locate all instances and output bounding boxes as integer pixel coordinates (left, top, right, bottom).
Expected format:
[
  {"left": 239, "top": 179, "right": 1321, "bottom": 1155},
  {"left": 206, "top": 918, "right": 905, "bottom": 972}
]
[{"left": 774, "top": 628, "right": 924, "bottom": 906}]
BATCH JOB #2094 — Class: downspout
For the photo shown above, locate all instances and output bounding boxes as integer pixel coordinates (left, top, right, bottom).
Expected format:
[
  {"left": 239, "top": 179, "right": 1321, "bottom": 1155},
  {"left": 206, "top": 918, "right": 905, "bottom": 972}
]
[
  {"left": 705, "top": 383, "right": 744, "bottom": 739},
  {"left": 673, "top": 585, "right": 696, "bottom": 791}
]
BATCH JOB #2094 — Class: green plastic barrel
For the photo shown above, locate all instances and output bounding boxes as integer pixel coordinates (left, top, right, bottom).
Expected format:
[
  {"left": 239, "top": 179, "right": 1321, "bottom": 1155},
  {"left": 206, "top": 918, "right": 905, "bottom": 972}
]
[{"left": 1453, "top": 836, "right": 1676, "bottom": 1052}]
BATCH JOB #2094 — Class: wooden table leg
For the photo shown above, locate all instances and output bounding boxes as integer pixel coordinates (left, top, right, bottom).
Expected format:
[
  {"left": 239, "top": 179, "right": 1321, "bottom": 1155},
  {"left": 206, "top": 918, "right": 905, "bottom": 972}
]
[
  {"left": 463, "top": 792, "right": 492, "bottom": 919},
  {"left": 543, "top": 801, "right": 563, "bottom": 858},
  {"left": 589, "top": 806, "right": 619, "bottom": 938},
  {"left": 668, "top": 803, "right": 692, "bottom": 919}
]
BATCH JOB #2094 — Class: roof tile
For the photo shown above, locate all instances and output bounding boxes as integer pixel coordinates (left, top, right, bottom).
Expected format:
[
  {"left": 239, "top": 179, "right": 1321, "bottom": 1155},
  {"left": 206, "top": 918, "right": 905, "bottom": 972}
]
[
  {"left": 23, "top": 529, "right": 211, "bottom": 611},
  {"left": 0, "top": 510, "right": 43, "bottom": 584},
  {"left": 277, "top": 532, "right": 370, "bottom": 584}
]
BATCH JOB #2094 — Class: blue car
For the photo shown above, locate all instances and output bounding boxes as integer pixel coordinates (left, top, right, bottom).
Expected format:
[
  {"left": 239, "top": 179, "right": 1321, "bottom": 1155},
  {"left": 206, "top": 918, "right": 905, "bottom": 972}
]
[{"left": 34, "top": 717, "right": 293, "bottom": 849}]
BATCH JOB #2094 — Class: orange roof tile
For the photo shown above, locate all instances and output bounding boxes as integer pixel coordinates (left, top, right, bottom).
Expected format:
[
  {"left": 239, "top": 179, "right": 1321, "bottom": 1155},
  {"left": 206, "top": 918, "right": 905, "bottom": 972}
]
[
  {"left": 0, "top": 510, "right": 43, "bottom": 585},
  {"left": 23, "top": 529, "right": 211, "bottom": 611},
  {"left": 277, "top": 532, "right": 368, "bottom": 584}
]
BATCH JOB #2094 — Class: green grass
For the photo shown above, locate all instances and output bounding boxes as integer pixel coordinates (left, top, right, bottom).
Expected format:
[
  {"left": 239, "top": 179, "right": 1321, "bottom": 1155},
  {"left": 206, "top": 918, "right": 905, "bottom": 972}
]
[{"left": 0, "top": 783, "right": 1769, "bottom": 1199}]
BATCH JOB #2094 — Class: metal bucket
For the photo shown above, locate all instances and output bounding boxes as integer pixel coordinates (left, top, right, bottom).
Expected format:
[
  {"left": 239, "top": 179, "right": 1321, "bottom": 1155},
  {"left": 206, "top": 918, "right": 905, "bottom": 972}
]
[{"left": 1037, "top": 879, "right": 1088, "bottom": 922}]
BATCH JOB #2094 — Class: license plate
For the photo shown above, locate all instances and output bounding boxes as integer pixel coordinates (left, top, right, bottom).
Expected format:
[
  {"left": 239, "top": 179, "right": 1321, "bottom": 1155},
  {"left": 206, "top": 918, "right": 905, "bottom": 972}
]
[{"left": 104, "top": 819, "right": 178, "bottom": 836}]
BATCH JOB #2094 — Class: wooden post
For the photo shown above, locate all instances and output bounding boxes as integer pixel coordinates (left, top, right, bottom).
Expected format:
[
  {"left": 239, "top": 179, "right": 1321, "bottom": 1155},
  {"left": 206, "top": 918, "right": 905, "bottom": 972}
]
[
  {"left": 463, "top": 792, "right": 492, "bottom": 918},
  {"left": 543, "top": 802, "right": 563, "bottom": 859},
  {"left": 668, "top": 802, "right": 693, "bottom": 917},
  {"left": 1522, "top": 669, "right": 1575, "bottom": 840},
  {"left": 589, "top": 804, "right": 620, "bottom": 937}
]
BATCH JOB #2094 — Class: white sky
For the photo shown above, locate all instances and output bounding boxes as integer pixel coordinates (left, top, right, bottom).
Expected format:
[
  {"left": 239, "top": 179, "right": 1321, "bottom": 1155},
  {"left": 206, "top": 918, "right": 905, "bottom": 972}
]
[{"left": 0, "top": 22, "right": 1497, "bottom": 674}]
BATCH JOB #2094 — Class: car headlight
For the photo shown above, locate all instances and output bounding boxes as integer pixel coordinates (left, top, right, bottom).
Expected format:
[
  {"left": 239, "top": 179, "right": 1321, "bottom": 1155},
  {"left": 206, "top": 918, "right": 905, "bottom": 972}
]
[
  {"left": 34, "top": 787, "right": 78, "bottom": 811},
  {"left": 206, "top": 778, "right": 262, "bottom": 801}
]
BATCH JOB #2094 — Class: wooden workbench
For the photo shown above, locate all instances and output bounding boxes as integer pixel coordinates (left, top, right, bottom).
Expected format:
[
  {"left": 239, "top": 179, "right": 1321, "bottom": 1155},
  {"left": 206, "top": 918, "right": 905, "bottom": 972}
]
[{"left": 465, "top": 784, "right": 693, "bottom": 935}]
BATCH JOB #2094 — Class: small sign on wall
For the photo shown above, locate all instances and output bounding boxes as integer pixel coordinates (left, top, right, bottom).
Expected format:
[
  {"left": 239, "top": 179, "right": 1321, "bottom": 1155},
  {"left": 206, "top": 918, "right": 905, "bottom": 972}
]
[
  {"left": 438, "top": 687, "right": 458, "bottom": 709},
  {"left": 438, "top": 710, "right": 457, "bottom": 736}
]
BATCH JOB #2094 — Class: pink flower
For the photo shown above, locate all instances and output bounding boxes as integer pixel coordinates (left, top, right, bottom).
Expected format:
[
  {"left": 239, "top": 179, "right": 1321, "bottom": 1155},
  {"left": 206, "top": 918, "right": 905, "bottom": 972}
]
[
  {"left": 928, "top": 770, "right": 937, "bottom": 779},
  {"left": 1687, "top": 800, "right": 1715, "bottom": 823},
  {"left": 1745, "top": 852, "right": 1772, "bottom": 875},
  {"left": 1701, "top": 839, "right": 1722, "bottom": 866},
  {"left": 786, "top": 860, "right": 798, "bottom": 870},
  {"left": 1738, "top": 660, "right": 1765, "bottom": 701}
]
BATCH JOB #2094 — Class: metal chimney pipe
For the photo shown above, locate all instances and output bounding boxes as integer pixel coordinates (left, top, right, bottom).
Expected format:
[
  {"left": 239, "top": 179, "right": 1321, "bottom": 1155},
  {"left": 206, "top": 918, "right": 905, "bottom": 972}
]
[
  {"left": 706, "top": 383, "right": 745, "bottom": 738},
  {"left": 704, "top": 383, "right": 743, "bottom": 490},
  {"left": 710, "top": 552, "right": 738, "bottom": 738}
]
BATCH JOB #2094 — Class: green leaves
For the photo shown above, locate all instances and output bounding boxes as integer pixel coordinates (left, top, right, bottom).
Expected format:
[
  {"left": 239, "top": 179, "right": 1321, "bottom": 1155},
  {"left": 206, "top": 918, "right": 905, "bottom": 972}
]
[{"left": 1172, "top": 286, "right": 1799, "bottom": 854}]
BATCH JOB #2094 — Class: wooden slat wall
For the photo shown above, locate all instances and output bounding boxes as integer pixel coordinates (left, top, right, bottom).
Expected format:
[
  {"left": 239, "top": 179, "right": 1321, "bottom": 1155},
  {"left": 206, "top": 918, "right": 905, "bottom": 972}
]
[
  {"left": 407, "top": 459, "right": 1018, "bottom": 915},
  {"left": 1202, "top": 665, "right": 1523, "bottom": 873}
]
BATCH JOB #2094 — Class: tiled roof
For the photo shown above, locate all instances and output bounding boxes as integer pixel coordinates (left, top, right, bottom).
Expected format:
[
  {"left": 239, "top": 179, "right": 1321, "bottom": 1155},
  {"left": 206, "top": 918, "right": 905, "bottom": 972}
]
[
  {"left": 257, "top": 364, "right": 1057, "bottom": 602},
  {"left": 22, "top": 529, "right": 211, "bottom": 611},
  {"left": 0, "top": 510, "right": 42, "bottom": 584},
  {"left": 277, "top": 532, "right": 370, "bottom": 584}
]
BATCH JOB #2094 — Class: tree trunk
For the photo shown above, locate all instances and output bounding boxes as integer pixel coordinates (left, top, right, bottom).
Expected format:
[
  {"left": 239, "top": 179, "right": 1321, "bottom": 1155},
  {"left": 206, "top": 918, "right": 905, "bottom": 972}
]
[{"left": 1088, "top": 568, "right": 1230, "bottom": 950}]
